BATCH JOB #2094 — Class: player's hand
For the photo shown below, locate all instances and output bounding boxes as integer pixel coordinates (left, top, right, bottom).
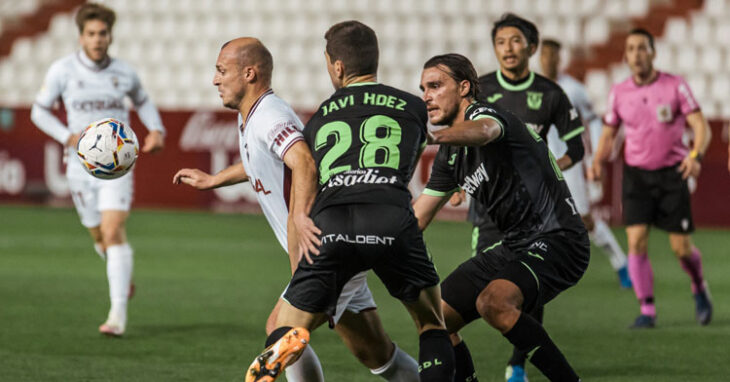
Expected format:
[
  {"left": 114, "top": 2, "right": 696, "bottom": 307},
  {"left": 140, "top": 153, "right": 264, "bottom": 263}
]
[
  {"left": 678, "top": 154, "right": 701, "bottom": 179},
  {"left": 172, "top": 168, "right": 216, "bottom": 190},
  {"left": 426, "top": 130, "right": 438, "bottom": 145},
  {"left": 587, "top": 161, "right": 602, "bottom": 181},
  {"left": 142, "top": 131, "right": 165, "bottom": 153},
  {"left": 293, "top": 213, "right": 322, "bottom": 264},
  {"left": 449, "top": 189, "right": 466, "bottom": 206},
  {"left": 66, "top": 133, "right": 80, "bottom": 148}
]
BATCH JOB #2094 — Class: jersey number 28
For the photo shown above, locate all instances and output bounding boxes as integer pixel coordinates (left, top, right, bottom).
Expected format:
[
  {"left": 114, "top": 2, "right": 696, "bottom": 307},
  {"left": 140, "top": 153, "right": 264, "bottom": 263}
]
[{"left": 315, "top": 115, "right": 402, "bottom": 183}]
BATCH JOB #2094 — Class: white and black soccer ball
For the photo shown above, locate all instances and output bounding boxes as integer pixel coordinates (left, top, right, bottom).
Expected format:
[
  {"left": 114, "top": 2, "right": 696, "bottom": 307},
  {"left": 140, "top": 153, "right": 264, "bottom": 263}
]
[{"left": 76, "top": 118, "right": 139, "bottom": 179}]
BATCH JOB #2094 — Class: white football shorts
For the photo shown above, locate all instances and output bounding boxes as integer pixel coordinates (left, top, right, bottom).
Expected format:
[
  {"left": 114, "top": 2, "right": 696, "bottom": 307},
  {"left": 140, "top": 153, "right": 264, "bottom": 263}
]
[
  {"left": 562, "top": 163, "right": 590, "bottom": 216},
  {"left": 282, "top": 271, "right": 376, "bottom": 324},
  {"left": 67, "top": 160, "right": 134, "bottom": 228}
]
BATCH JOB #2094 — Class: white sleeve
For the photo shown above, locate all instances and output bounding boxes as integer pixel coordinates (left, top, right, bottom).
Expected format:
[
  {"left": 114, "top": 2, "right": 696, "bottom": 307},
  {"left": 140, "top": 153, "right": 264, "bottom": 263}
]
[
  {"left": 129, "top": 70, "right": 165, "bottom": 133},
  {"left": 31, "top": 62, "right": 70, "bottom": 144},
  {"left": 265, "top": 117, "right": 305, "bottom": 160}
]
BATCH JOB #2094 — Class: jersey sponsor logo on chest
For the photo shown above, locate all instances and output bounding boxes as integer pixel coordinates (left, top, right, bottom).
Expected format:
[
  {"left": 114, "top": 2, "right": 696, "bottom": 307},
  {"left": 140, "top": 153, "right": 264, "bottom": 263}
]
[
  {"left": 460, "top": 163, "right": 489, "bottom": 194},
  {"left": 71, "top": 98, "right": 124, "bottom": 112}
]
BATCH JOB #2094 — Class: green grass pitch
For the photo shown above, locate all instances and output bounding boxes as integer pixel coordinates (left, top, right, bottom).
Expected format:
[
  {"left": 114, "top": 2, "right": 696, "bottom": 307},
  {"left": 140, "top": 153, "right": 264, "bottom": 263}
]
[{"left": 0, "top": 205, "right": 727, "bottom": 381}]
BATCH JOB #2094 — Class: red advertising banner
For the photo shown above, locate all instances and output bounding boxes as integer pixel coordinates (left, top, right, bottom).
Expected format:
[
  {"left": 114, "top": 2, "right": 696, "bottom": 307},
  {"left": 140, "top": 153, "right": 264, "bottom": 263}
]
[{"left": 0, "top": 107, "right": 727, "bottom": 226}]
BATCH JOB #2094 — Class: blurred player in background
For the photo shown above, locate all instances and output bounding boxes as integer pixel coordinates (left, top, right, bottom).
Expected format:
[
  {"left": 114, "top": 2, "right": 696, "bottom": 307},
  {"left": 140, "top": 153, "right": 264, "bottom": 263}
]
[
  {"left": 415, "top": 53, "right": 589, "bottom": 382},
  {"left": 174, "top": 37, "right": 420, "bottom": 382},
  {"left": 590, "top": 28, "right": 713, "bottom": 328},
  {"left": 447, "top": 14, "right": 586, "bottom": 382},
  {"left": 30, "top": 3, "right": 165, "bottom": 337},
  {"left": 540, "top": 38, "right": 631, "bottom": 289},
  {"left": 246, "top": 21, "right": 454, "bottom": 382}
]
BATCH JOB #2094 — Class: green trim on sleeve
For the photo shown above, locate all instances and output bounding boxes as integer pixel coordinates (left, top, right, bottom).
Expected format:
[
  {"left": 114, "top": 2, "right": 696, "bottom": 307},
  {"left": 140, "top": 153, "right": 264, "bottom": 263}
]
[
  {"left": 422, "top": 187, "right": 460, "bottom": 197},
  {"left": 561, "top": 126, "right": 585, "bottom": 141}
]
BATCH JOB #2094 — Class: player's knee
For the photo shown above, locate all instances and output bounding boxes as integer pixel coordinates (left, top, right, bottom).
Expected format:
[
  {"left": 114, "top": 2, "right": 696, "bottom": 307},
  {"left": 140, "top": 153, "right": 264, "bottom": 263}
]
[
  {"left": 476, "top": 283, "right": 519, "bottom": 332},
  {"left": 100, "top": 224, "right": 124, "bottom": 246}
]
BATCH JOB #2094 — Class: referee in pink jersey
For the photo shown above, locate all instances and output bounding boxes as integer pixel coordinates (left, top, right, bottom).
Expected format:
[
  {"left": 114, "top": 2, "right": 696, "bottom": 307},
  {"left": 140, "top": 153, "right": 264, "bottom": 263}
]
[{"left": 590, "top": 28, "right": 713, "bottom": 328}]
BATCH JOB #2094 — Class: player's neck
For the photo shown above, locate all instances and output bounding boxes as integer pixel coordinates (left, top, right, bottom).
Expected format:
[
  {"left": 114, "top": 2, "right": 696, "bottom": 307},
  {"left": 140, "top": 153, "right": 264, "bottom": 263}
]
[
  {"left": 454, "top": 99, "right": 472, "bottom": 124},
  {"left": 238, "top": 86, "right": 272, "bottom": 125},
  {"left": 78, "top": 49, "right": 110, "bottom": 68},
  {"left": 499, "top": 66, "right": 530, "bottom": 83},
  {"left": 632, "top": 69, "right": 658, "bottom": 86},
  {"left": 342, "top": 74, "right": 377, "bottom": 88}
]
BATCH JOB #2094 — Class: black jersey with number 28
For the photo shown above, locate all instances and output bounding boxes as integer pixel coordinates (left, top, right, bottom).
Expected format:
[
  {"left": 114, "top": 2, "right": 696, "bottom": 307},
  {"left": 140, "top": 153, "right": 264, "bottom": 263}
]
[
  {"left": 425, "top": 101, "right": 585, "bottom": 249},
  {"left": 303, "top": 83, "right": 428, "bottom": 215}
]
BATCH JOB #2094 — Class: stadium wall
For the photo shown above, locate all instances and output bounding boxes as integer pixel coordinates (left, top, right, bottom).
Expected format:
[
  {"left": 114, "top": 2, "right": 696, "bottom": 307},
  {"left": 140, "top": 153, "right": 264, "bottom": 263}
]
[{"left": 0, "top": 107, "right": 727, "bottom": 227}]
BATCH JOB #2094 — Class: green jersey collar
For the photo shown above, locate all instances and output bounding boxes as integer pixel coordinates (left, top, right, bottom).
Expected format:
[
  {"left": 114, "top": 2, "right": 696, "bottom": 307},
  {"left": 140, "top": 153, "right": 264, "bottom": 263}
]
[
  {"left": 346, "top": 81, "right": 378, "bottom": 87},
  {"left": 497, "top": 70, "right": 534, "bottom": 91}
]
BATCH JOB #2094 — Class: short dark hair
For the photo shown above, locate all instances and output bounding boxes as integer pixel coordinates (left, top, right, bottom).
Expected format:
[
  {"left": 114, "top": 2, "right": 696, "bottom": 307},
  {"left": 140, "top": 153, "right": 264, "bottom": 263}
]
[
  {"left": 76, "top": 3, "right": 116, "bottom": 33},
  {"left": 628, "top": 27, "right": 655, "bottom": 51},
  {"left": 324, "top": 21, "right": 379, "bottom": 77},
  {"left": 491, "top": 13, "right": 539, "bottom": 47},
  {"left": 423, "top": 53, "right": 481, "bottom": 99},
  {"left": 541, "top": 38, "right": 562, "bottom": 50}
]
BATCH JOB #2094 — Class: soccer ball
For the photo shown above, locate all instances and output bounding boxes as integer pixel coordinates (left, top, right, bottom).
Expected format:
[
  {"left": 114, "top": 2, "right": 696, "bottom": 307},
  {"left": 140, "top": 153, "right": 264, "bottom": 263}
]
[{"left": 76, "top": 118, "right": 139, "bottom": 179}]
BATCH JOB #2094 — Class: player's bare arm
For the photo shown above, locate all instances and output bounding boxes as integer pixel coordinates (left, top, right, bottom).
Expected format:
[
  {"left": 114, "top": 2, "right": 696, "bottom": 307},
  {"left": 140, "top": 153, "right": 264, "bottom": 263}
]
[
  {"left": 66, "top": 133, "right": 80, "bottom": 147},
  {"left": 172, "top": 162, "right": 248, "bottom": 190},
  {"left": 282, "top": 140, "right": 321, "bottom": 263},
  {"left": 413, "top": 192, "right": 452, "bottom": 231},
  {"left": 430, "top": 119, "right": 503, "bottom": 146},
  {"left": 588, "top": 124, "right": 617, "bottom": 181},
  {"left": 142, "top": 130, "right": 165, "bottom": 153},
  {"left": 679, "top": 111, "right": 712, "bottom": 179}
]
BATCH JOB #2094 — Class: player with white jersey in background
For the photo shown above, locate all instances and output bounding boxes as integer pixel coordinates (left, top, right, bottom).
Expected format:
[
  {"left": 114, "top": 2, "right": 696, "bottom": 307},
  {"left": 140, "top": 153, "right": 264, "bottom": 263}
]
[
  {"left": 539, "top": 39, "right": 631, "bottom": 289},
  {"left": 30, "top": 3, "right": 165, "bottom": 337},
  {"left": 173, "top": 37, "right": 419, "bottom": 382}
]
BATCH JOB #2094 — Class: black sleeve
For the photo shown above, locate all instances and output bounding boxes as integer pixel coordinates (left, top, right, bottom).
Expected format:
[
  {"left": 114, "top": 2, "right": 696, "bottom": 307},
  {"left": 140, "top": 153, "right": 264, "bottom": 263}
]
[
  {"left": 423, "top": 146, "right": 459, "bottom": 197},
  {"left": 552, "top": 90, "right": 585, "bottom": 163}
]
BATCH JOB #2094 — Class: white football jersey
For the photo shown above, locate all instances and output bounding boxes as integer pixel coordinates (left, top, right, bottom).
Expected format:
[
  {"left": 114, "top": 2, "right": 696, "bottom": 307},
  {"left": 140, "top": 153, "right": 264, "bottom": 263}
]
[
  {"left": 35, "top": 51, "right": 163, "bottom": 139},
  {"left": 238, "top": 90, "right": 305, "bottom": 251},
  {"left": 33, "top": 50, "right": 164, "bottom": 177}
]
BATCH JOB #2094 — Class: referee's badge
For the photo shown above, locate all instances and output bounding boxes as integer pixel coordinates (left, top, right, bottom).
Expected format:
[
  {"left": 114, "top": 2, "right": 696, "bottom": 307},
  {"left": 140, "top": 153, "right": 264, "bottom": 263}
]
[
  {"left": 527, "top": 91, "right": 543, "bottom": 110},
  {"left": 656, "top": 104, "right": 673, "bottom": 123}
]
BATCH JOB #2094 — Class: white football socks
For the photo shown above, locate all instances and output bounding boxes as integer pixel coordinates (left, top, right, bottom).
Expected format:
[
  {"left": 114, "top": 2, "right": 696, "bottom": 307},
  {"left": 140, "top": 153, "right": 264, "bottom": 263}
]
[
  {"left": 285, "top": 345, "right": 325, "bottom": 382},
  {"left": 106, "top": 243, "right": 133, "bottom": 329},
  {"left": 590, "top": 219, "right": 627, "bottom": 270},
  {"left": 370, "top": 343, "right": 419, "bottom": 382},
  {"left": 94, "top": 243, "right": 106, "bottom": 261}
]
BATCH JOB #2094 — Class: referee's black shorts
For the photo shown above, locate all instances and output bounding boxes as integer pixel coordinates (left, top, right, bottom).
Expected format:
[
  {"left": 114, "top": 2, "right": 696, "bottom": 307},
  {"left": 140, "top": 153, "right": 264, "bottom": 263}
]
[
  {"left": 284, "top": 203, "right": 440, "bottom": 318},
  {"left": 622, "top": 163, "right": 694, "bottom": 233},
  {"left": 441, "top": 232, "right": 590, "bottom": 323}
]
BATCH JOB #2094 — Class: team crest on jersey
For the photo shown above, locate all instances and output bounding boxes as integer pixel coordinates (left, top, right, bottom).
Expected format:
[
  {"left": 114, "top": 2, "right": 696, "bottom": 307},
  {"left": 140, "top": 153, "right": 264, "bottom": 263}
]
[
  {"left": 111, "top": 76, "right": 119, "bottom": 88},
  {"left": 526, "top": 91, "right": 543, "bottom": 110},
  {"left": 656, "top": 104, "right": 673, "bottom": 123}
]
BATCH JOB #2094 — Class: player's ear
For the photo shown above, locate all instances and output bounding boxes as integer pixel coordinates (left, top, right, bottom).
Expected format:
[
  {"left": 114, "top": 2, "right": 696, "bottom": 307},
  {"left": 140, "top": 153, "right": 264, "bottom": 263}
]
[
  {"left": 459, "top": 80, "right": 470, "bottom": 97},
  {"left": 243, "top": 66, "right": 257, "bottom": 83},
  {"left": 334, "top": 60, "right": 345, "bottom": 80},
  {"left": 528, "top": 43, "right": 537, "bottom": 57}
]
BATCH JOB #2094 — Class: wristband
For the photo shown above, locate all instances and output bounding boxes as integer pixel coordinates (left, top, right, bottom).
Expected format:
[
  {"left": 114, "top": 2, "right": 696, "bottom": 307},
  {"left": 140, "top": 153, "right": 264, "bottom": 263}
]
[{"left": 690, "top": 150, "right": 703, "bottom": 163}]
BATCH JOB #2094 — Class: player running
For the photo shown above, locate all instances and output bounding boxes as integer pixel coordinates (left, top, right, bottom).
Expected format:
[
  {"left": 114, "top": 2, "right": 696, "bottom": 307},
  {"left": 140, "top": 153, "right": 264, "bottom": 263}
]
[
  {"left": 30, "top": 3, "right": 165, "bottom": 337},
  {"left": 174, "top": 37, "right": 420, "bottom": 382},
  {"left": 414, "top": 53, "right": 589, "bottom": 382},
  {"left": 540, "top": 38, "right": 631, "bottom": 289},
  {"left": 244, "top": 21, "right": 455, "bottom": 382},
  {"left": 589, "top": 28, "right": 713, "bottom": 328}
]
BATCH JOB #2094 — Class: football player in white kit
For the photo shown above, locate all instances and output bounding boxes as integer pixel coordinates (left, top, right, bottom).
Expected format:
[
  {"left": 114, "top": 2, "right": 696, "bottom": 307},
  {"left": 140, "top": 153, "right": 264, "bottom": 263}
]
[
  {"left": 540, "top": 39, "right": 631, "bottom": 288},
  {"left": 30, "top": 3, "right": 165, "bottom": 337},
  {"left": 173, "top": 38, "right": 419, "bottom": 382}
]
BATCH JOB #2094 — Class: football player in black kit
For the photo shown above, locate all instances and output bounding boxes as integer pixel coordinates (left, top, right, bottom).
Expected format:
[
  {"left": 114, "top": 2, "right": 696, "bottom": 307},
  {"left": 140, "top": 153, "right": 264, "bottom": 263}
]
[
  {"left": 414, "top": 53, "right": 589, "bottom": 382},
  {"left": 246, "top": 21, "right": 454, "bottom": 382},
  {"left": 447, "top": 14, "right": 586, "bottom": 382}
]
